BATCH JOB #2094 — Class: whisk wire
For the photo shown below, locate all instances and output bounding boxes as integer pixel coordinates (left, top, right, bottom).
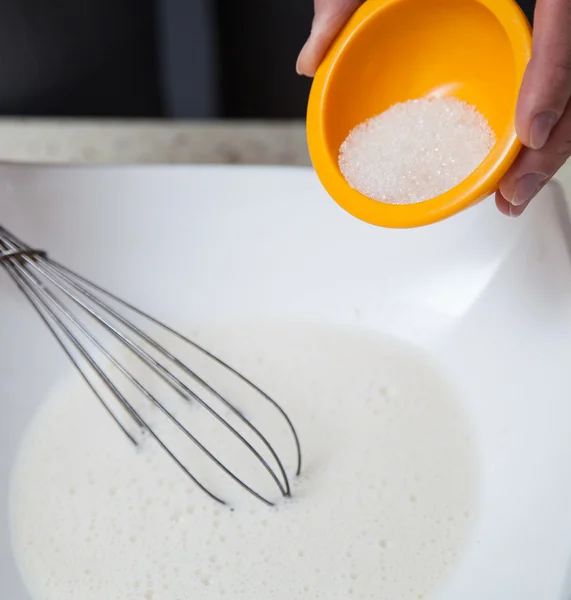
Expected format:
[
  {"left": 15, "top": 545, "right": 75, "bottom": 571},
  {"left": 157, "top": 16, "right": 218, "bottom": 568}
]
[
  {"left": 0, "top": 226, "right": 302, "bottom": 507},
  {"left": 20, "top": 253, "right": 289, "bottom": 501},
  {"left": 3, "top": 257, "right": 143, "bottom": 445},
  {"left": 11, "top": 258, "right": 279, "bottom": 505},
  {"left": 52, "top": 258, "right": 303, "bottom": 479},
  {"left": 1, "top": 227, "right": 301, "bottom": 481}
]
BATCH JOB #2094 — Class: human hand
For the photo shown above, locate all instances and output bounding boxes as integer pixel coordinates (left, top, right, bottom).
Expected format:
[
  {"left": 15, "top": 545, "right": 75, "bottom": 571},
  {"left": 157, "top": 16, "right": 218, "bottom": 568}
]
[
  {"left": 496, "top": 0, "right": 571, "bottom": 216},
  {"left": 297, "top": 0, "right": 571, "bottom": 218}
]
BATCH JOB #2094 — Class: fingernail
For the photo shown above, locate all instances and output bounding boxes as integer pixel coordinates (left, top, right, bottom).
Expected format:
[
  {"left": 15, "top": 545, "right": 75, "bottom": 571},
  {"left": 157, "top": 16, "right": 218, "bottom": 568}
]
[
  {"left": 512, "top": 173, "right": 547, "bottom": 206},
  {"left": 530, "top": 111, "right": 558, "bottom": 150},
  {"left": 509, "top": 199, "right": 531, "bottom": 217}
]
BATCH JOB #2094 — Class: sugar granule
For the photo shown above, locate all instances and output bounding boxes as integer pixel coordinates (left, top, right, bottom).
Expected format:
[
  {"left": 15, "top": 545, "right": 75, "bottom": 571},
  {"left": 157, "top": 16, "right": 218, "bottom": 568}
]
[{"left": 338, "top": 97, "right": 496, "bottom": 205}]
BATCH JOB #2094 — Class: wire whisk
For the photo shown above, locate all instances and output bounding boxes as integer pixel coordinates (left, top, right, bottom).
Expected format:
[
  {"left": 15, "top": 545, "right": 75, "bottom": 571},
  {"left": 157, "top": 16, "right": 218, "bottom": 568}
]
[{"left": 0, "top": 226, "right": 301, "bottom": 507}]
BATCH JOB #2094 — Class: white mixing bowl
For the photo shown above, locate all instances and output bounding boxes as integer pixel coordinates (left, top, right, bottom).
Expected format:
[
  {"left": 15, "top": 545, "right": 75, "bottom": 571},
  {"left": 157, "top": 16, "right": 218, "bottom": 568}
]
[{"left": 2, "top": 165, "right": 571, "bottom": 599}]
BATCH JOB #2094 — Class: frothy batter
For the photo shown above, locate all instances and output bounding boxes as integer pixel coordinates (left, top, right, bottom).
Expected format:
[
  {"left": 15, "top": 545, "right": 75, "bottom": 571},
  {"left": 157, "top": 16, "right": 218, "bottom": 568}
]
[{"left": 9, "top": 321, "right": 479, "bottom": 600}]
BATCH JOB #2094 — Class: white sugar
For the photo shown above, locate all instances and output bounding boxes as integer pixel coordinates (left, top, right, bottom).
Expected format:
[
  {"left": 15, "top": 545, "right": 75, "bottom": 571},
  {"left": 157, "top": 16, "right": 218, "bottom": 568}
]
[{"left": 338, "top": 97, "right": 496, "bottom": 205}]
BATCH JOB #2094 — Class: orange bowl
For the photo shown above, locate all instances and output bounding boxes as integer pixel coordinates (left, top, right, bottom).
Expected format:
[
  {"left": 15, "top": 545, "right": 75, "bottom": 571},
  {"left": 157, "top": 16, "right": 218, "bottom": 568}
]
[{"left": 307, "top": 0, "right": 532, "bottom": 228}]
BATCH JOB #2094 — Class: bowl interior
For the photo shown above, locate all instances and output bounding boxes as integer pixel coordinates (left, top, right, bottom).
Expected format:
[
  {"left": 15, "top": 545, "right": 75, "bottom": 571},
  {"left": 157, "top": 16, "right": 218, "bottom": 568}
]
[
  {"left": 324, "top": 0, "right": 518, "bottom": 156},
  {"left": 2, "top": 166, "right": 571, "bottom": 600},
  {"left": 309, "top": 0, "right": 531, "bottom": 227}
]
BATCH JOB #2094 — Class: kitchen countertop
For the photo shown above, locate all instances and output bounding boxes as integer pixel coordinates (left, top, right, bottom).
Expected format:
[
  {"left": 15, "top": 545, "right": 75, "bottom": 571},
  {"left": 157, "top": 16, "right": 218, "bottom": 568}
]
[
  {"left": 0, "top": 118, "right": 569, "bottom": 194},
  {"left": 0, "top": 120, "right": 310, "bottom": 167}
]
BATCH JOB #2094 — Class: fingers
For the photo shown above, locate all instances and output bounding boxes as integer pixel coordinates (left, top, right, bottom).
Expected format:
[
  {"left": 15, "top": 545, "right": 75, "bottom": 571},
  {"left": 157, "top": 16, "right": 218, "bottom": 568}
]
[
  {"left": 497, "top": 101, "right": 571, "bottom": 215},
  {"left": 296, "top": 0, "right": 363, "bottom": 77},
  {"left": 495, "top": 190, "right": 533, "bottom": 217},
  {"left": 497, "top": 0, "right": 571, "bottom": 216},
  {"left": 516, "top": 0, "right": 571, "bottom": 149}
]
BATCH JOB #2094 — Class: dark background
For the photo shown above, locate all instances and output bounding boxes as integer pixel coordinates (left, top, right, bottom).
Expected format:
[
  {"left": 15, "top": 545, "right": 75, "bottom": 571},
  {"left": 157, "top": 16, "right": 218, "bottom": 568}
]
[{"left": 0, "top": 0, "right": 536, "bottom": 120}]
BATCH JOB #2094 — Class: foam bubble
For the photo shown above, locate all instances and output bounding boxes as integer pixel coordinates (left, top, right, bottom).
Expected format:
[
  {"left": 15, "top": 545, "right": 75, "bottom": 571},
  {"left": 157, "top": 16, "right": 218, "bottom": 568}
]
[{"left": 339, "top": 97, "right": 496, "bottom": 204}]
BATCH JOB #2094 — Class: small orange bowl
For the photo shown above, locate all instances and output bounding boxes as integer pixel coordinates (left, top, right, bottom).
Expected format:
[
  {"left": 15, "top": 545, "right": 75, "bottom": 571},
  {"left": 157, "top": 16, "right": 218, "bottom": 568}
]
[{"left": 307, "top": 0, "right": 532, "bottom": 228}]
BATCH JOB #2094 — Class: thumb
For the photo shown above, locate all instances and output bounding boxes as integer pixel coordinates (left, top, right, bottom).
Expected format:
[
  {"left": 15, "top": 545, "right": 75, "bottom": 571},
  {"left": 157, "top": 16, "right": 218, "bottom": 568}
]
[
  {"left": 296, "top": 0, "right": 363, "bottom": 77},
  {"left": 515, "top": 0, "right": 571, "bottom": 149}
]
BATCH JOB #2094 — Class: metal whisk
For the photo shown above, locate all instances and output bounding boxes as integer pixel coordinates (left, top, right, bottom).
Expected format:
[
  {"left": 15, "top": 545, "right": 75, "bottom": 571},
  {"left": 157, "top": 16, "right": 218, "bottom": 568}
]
[{"left": 0, "top": 226, "right": 301, "bottom": 507}]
